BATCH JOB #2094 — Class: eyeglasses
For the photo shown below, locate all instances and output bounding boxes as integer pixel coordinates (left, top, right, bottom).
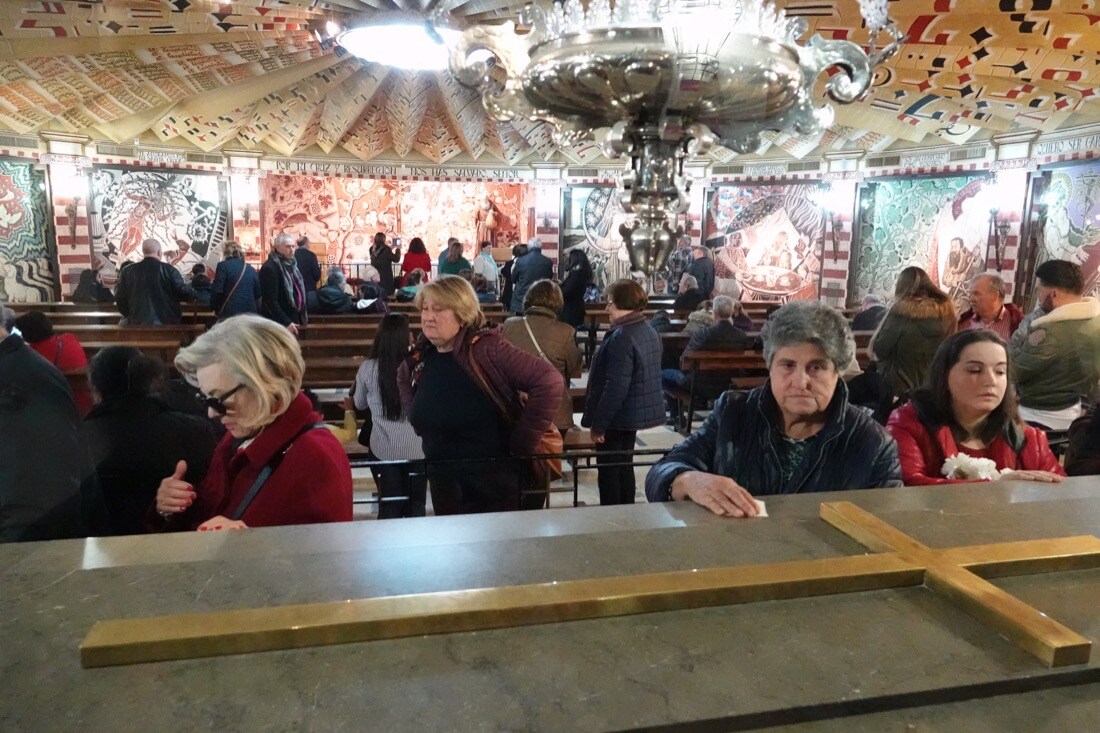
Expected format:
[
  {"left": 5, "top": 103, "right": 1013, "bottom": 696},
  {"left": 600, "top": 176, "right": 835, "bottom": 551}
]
[{"left": 203, "top": 383, "right": 245, "bottom": 415}]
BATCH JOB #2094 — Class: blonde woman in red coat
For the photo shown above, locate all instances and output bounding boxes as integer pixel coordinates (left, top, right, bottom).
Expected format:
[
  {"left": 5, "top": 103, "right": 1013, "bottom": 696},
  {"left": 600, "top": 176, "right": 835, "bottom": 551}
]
[{"left": 886, "top": 329, "right": 1064, "bottom": 486}]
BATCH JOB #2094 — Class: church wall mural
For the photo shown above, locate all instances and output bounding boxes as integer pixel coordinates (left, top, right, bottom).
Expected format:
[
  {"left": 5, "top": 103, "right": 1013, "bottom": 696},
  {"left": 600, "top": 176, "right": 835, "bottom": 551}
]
[
  {"left": 852, "top": 174, "right": 990, "bottom": 311},
  {"left": 260, "top": 175, "right": 532, "bottom": 268},
  {"left": 702, "top": 183, "right": 825, "bottom": 303},
  {"left": 88, "top": 168, "right": 229, "bottom": 286},
  {"left": 1039, "top": 159, "right": 1100, "bottom": 297},
  {"left": 560, "top": 185, "right": 635, "bottom": 290},
  {"left": 0, "top": 160, "right": 52, "bottom": 303}
]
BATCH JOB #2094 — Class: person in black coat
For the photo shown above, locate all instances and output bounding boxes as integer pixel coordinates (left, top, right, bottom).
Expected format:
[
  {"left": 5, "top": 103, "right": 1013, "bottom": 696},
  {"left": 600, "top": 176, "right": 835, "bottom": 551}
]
[
  {"left": 500, "top": 243, "right": 527, "bottom": 310},
  {"left": 851, "top": 293, "right": 888, "bottom": 332},
  {"left": 646, "top": 301, "right": 902, "bottom": 517},
  {"left": 559, "top": 248, "right": 594, "bottom": 328},
  {"left": 307, "top": 271, "right": 357, "bottom": 314},
  {"left": 0, "top": 307, "right": 106, "bottom": 542},
  {"left": 71, "top": 268, "right": 114, "bottom": 303},
  {"left": 510, "top": 240, "right": 554, "bottom": 313},
  {"left": 688, "top": 244, "right": 715, "bottom": 298},
  {"left": 581, "top": 279, "right": 665, "bottom": 505},
  {"left": 259, "top": 233, "right": 307, "bottom": 333},
  {"left": 293, "top": 236, "right": 322, "bottom": 294},
  {"left": 210, "top": 241, "right": 260, "bottom": 319},
  {"left": 1065, "top": 405, "right": 1099, "bottom": 477},
  {"left": 369, "top": 232, "right": 401, "bottom": 295},
  {"left": 661, "top": 296, "right": 753, "bottom": 424},
  {"left": 115, "top": 239, "right": 196, "bottom": 325},
  {"left": 672, "top": 273, "right": 705, "bottom": 312},
  {"left": 84, "top": 347, "right": 216, "bottom": 536},
  {"left": 189, "top": 263, "right": 212, "bottom": 307}
]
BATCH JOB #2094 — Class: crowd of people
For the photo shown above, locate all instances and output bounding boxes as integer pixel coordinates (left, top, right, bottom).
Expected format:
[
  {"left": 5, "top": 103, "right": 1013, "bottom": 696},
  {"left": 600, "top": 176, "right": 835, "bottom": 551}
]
[{"left": 2, "top": 228, "right": 1098, "bottom": 540}]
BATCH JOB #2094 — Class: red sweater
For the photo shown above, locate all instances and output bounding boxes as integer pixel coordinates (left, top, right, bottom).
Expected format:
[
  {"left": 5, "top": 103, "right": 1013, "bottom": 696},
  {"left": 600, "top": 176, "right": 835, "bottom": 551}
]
[
  {"left": 173, "top": 393, "right": 352, "bottom": 528},
  {"left": 401, "top": 251, "right": 432, "bottom": 281},
  {"left": 29, "top": 334, "right": 92, "bottom": 415},
  {"left": 886, "top": 402, "right": 1064, "bottom": 486}
]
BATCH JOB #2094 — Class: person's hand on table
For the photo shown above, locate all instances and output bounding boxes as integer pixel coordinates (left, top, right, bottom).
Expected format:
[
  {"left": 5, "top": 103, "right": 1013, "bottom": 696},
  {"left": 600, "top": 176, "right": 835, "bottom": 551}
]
[
  {"left": 671, "top": 471, "right": 760, "bottom": 518},
  {"left": 997, "top": 470, "right": 1064, "bottom": 483},
  {"left": 197, "top": 515, "right": 248, "bottom": 532}
]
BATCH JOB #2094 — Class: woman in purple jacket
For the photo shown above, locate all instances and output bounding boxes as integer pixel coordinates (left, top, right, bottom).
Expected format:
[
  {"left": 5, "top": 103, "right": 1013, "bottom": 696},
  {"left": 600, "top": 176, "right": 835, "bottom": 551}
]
[{"left": 398, "top": 276, "right": 562, "bottom": 514}]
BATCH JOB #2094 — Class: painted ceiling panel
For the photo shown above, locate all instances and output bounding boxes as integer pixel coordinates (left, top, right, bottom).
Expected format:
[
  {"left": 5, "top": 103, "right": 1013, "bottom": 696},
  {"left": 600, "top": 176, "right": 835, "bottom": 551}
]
[{"left": 0, "top": 0, "right": 1094, "bottom": 163}]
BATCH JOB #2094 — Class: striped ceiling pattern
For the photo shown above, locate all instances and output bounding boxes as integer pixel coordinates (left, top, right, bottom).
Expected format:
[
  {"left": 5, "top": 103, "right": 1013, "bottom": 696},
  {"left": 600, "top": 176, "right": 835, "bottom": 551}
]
[{"left": 0, "top": 0, "right": 1095, "bottom": 164}]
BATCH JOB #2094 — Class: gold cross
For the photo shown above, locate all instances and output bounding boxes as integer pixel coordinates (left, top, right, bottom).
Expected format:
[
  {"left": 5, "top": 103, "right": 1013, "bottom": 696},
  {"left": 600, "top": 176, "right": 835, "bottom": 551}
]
[{"left": 80, "top": 502, "right": 1100, "bottom": 668}]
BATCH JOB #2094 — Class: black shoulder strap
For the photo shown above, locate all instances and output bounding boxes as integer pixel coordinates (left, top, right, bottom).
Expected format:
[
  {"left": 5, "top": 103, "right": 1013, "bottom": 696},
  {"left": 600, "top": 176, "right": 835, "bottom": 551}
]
[{"left": 231, "top": 422, "right": 327, "bottom": 521}]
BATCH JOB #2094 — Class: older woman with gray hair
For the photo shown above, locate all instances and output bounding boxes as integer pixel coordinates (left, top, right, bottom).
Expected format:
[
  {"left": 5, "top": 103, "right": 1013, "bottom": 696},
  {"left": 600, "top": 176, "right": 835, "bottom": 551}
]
[{"left": 646, "top": 301, "right": 902, "bottom": 516}]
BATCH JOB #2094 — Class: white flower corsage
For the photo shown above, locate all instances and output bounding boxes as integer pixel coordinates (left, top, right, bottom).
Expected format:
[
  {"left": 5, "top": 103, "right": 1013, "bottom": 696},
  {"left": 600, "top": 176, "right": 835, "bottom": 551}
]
[{"left": 941, "top": 454, "right": 1001, "bottom": 481}]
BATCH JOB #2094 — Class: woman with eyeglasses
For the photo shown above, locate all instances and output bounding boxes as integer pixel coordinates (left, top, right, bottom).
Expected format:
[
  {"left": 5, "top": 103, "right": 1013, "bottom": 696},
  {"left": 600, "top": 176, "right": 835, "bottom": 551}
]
[{"left": 153, "top": 314, "right": 352, "bottom": 531}]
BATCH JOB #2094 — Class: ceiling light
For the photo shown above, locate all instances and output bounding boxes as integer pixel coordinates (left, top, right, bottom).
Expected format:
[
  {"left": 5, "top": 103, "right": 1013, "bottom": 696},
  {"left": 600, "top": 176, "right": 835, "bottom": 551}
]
[{"left": 337, "top": 22, "right": 460, "bottom": 71}]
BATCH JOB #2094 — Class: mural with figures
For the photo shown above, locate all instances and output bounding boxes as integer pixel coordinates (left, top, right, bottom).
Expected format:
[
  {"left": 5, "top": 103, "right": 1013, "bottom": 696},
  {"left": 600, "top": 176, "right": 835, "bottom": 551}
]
[
  {"left": 703, "top": 184, "right": 825, "bottom": 302},
  {"left": 261, "top": 176, "right": 531, "bottom": 268},
  {"left": 560, "top": 186, "right": 636, "bottom": 289},
  {"left": 88, "top": 169, "right": 228, "bottom": 285},
  {"left": 852, "top": 175, "right": 989, "bottom": 309},
  {"left": 1039, "top": 159, "right": 1100, "bottom": 297},
  {"left": 0, "top": 161, "right": 51, "bottom": 302}
]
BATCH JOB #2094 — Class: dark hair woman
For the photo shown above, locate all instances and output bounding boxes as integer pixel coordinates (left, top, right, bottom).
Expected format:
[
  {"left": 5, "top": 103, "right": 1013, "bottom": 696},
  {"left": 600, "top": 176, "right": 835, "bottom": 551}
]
[
  {"left": 14, "top": 310, "right": 92, "bottom": 414},
  {"left": 499, "top": 242, "right": 528, "bottom": 310},
  {"left": 71, "top": 268, "right": 114, "bottom": 303},
  {"left": 400, "top": 236, "right": 432, "bottom": 287},
  {"left": 871, "top": 265, "right": 957, "bottom": 399},
  {"left": 398, "top": 276, "right": 562, "bottom": 514},
  {"left": 438, "top": 240, "right": 472, "bottom": 276},
  {"left": 887, "top": 329, "right": 1064, "bottom": 485},
  {"left": 85, "top": 346, "right": 216, "bottom": 535},
  {"left": 559, "top": 248, "right": 594, "bottom": 328},
  {"left": 370, "top": 232, "right": 401, "bottom": 295},
  {"left": 352, "top": 313, "right": 426, "bottom": 518},
  {"left": 581, "top": 279, "right": 664, "bottom": 505}
]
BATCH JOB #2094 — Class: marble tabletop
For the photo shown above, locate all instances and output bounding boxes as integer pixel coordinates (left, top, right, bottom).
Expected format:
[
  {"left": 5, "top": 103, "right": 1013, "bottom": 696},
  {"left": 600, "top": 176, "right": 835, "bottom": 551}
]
[{"left": 3, "top": 478, "right": 1099, "bottom": 731}]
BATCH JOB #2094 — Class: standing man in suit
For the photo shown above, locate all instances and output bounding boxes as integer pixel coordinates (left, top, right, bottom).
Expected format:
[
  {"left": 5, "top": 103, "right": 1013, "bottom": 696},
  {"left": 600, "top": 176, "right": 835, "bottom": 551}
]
[
  {"left": 260, "top": 233, "right": 307, "bottom": 335},
  {"left": 294, "top": 235, "right": 322, "bottom": 294}
]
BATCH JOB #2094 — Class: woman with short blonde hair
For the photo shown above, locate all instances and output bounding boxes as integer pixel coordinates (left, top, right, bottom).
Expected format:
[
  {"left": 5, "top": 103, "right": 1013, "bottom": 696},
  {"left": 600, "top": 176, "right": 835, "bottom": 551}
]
[
  {"left": 155, "top": 314, "right": 351, "bottom": 531},
  {"left": 399, "top": 275, "right": 562, "bottom": 514}
]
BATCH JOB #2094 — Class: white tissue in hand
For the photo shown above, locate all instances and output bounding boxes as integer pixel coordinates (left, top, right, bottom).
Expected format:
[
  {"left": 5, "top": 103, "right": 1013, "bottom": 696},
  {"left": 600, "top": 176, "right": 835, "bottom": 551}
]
[
  {"left": 356, "top": 298, "right": 377, "bottom": 310},
  {"left": 942, "top": 454, "right": 1000, "bottom": 481},
  {"left": 752, "top": 499, "right": 768, "bottom": 517}
]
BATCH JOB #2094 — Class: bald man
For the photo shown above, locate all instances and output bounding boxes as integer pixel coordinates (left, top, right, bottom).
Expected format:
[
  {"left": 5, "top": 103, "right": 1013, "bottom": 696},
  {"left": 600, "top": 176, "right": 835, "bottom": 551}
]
[{"left": 115, "top": 238, "right": 197, "bottom": 325}]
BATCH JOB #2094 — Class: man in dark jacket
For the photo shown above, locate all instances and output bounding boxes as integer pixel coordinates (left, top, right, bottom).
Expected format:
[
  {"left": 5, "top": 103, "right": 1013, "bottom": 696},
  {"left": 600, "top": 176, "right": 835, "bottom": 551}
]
[
  {"left": 259, "top": 233, "right": 307, "bottom": 334},
  {"left": 0, "top": 307, "right": 105, "bottom": 542},
  {"left": 661, "top": 296, "right": 752, "bottom": 425},
  {"left": 307, "top": 271, "right": 357, "bottom": 314},
  {"left": 510, "top": 239, "right": 554, "bottom": 313},
  {"left": 688, "top": 243, "right": 715, "bottom": 298},
  {"left": 851, "top": 293, "right": 888, "bottom": 332},
  {"left": 294, "top": 235, "right": 322, "bottom": 294},
  {"left": 646, "top": 301, "right": 902, "bottom": 516},
  {"left": 115, "top": 238, "right": 196, "bottom": 325},
  {"left": 672, "top": 273, "right": 706, "bottom": 312}
]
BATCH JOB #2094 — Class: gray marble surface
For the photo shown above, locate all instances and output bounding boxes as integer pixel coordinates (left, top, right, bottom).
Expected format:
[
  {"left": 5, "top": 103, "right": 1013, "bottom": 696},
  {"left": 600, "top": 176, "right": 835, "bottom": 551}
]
[{"left": 3, "top": 478, "right": 1099, "bottom": 731}]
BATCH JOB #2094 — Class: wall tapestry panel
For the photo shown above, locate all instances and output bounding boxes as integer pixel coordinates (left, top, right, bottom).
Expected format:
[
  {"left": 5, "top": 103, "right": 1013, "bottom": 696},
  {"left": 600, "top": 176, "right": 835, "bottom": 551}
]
[
  {"left": 89, "top": 168, "right": 228, "bottom": 284},
  {"left": 853, "top": 174, "right": 989, "bottom": 309},
  {"left": 1040, "top": 159, "right": 1100, "bottom": 297},
  {"left": 261, "top": 176, "right": 532, "bottom": 267},
  {"left": 0, "top": 160, "right": 51, "bottom": 302},
  {"left": 703, "top": 183, "right": 824, "bottom": 302}
]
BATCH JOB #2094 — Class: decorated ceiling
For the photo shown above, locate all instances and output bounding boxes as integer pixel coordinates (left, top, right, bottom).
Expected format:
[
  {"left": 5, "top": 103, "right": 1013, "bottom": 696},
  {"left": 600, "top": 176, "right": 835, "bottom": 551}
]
[{"left": 0, "top": 0, "right": 1096, "bottom": 164}]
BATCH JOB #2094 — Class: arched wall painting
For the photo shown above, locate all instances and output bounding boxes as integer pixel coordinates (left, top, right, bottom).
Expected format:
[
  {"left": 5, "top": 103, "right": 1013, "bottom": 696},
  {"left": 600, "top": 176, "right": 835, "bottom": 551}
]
[
  {"left": 560, "top": 185, "right": 634, "bottom": 289},
  {"left": 1040, "top": 159, "right": 1100, "bottom": 297},
  {"left": 703, "top": 184, "right": 825, "bottom": 302},
  {"left": 853, "top": 174, "right": 989, "bottom": 310},
  {"left": 89, "top": 168, "right": 228, "bottom": 285},
  {"left": 261, "top": 176, "right": 532, "bottom": 267},
  {"left": 0, "top": 160, "right": 51, "bottom": 303}
]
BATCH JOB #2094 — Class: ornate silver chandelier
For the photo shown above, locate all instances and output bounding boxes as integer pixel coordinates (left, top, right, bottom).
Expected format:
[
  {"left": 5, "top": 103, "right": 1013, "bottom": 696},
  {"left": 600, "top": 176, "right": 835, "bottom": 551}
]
[{"left": 450, "top": 0, "right": 904, "bottom": 275}]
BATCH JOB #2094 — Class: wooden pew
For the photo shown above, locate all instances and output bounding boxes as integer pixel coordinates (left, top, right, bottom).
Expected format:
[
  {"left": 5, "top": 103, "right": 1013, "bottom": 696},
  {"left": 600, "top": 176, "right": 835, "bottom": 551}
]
[{"left": 53, "top": 323, "right": 207, "bottom": 345}]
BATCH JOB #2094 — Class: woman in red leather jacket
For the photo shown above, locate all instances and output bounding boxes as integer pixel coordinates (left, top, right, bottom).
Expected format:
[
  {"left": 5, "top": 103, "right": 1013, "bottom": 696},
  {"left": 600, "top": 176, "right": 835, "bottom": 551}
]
[{"left": 886, "top": 329, "right": 1065, "bottom": 486}]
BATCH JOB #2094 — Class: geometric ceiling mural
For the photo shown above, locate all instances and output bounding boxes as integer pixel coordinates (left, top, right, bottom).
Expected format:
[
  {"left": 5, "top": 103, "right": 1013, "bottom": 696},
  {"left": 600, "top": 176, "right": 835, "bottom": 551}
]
[{"left": 0, "top": 0, "right": 1096, "bottom": 164}]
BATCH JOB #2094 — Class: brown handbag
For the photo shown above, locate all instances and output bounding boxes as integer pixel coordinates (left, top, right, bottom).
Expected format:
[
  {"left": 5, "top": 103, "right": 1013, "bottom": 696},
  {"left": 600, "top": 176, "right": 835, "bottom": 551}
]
[{"left": 467, "top": 335, "right": 564, "bottom": 481}]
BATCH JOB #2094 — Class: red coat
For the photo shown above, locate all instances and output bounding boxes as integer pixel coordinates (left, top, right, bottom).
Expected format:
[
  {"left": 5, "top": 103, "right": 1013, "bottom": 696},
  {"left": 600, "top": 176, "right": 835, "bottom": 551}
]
[
  {"left": 29, "top": 333, "right": 92, "bottom": 415},
  {"left": 400, "top": 251, "right": 432, "bottom": 281},
  {"left": 172, "top": 392, "right": 352, "bottom": 528},
  {"left": 886, "top": 402, "right": 1064, "bottom": 486}
]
